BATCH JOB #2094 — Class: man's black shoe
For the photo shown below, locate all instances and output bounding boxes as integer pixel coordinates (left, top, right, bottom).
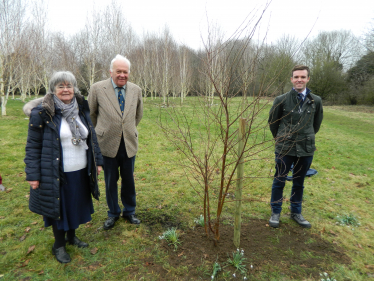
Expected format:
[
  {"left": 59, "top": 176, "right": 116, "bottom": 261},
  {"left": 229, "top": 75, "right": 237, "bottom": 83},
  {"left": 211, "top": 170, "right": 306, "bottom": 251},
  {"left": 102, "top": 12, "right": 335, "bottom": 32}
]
[
  {"left": 290, "top": 213, "right": 312, "bottom": 228},
  {"left": 66, "top": 236, "right": 89, "bottom": 248},
  {"left": 122, "top": 214, "right": 141, "bottom": 225},
  {"left": 103, "top": 216, "right": 119, "bottom": 230},
  {"left": 269, "top": 212, "right": 280, "bottom": 228},
  {"left": 52, "top": 245, "right": 71, "bottom": 263}
]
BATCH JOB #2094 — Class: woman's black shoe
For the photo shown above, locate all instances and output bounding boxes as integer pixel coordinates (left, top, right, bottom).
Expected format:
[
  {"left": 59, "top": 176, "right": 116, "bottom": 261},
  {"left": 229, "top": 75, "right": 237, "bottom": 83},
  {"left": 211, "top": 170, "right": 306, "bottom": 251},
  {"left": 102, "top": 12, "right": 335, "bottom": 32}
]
[
  {"left": 66, "top": 236, "right": 89, "bottom": 248},
  {"left": 52, "top": 245, "right": 71, "bottom": 263}
]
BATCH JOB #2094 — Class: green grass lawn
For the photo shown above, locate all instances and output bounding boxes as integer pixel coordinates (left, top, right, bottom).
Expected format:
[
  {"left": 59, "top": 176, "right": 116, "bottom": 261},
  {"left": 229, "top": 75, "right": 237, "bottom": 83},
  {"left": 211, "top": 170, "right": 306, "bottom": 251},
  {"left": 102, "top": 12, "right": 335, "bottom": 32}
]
[{"left": 0, "top": 97, "right": 373, "bottom": 280}]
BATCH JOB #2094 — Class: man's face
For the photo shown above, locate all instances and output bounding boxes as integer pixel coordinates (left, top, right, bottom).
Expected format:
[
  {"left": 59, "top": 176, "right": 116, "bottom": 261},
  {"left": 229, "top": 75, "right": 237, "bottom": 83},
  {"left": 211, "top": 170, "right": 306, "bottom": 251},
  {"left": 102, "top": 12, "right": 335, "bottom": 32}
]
[
  {"left": 110, "top": 60, "right": 129, "bottom": 87},
  {"left": 291, "top": 70, "right": 310, "bottom": 92}
]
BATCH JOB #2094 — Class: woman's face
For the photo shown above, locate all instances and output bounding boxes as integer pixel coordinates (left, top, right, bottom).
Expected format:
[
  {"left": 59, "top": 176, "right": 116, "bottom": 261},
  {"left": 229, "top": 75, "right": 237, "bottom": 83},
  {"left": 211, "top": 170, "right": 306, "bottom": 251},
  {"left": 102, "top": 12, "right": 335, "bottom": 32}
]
[{"left": 55, "top": 82, "right": 74, "bottom": 104}]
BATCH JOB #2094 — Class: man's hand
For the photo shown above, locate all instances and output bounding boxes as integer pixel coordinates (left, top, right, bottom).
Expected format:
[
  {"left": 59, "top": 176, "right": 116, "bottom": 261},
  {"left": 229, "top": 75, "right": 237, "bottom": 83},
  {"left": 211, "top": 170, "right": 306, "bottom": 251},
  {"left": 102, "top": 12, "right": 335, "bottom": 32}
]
[
  {"left": 28, "top": 181, "right": 39, "bottom": 189},
  {"left": 97, "top": 166, "right": 103, "bottom": 176}
]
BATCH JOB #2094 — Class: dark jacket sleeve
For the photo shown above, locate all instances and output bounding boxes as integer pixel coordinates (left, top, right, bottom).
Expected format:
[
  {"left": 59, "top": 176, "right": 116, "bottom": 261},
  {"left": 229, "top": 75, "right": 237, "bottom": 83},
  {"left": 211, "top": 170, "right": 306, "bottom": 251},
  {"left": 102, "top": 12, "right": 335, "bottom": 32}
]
[
  {"left": 313, "top": 97, "right": 323, "bottom": 134},
  {"left": 24, "top": 109, "right": 44, "bottom": 181},
  {"left": 268, "top": 96, "right": 283, "bottom": 138}
]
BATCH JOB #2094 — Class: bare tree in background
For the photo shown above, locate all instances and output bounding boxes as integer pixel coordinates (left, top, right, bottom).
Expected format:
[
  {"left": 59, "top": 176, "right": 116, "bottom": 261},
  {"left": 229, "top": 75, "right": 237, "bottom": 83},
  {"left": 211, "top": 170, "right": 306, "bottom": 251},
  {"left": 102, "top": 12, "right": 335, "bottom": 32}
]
[{"left": 0, "top": 0, "right": 26, "bottom": 115}]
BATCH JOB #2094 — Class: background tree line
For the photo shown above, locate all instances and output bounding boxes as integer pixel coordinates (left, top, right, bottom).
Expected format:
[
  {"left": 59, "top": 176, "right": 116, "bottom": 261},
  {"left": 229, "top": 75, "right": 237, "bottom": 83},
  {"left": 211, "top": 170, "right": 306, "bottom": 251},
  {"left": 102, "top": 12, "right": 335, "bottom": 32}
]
[{"left": 1, "top": 0, "right": 373, "bottom": 115}]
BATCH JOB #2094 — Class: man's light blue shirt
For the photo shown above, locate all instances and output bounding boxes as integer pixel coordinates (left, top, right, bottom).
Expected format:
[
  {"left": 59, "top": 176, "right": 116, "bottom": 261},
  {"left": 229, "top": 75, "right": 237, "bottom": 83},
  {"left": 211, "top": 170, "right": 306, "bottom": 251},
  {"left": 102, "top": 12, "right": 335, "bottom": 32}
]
[
  {"left": 111, "top": 78, "right": 126, "bottom": 101},
  {"left": 293, "top": 88, "right": 307, "bottom": 101}
]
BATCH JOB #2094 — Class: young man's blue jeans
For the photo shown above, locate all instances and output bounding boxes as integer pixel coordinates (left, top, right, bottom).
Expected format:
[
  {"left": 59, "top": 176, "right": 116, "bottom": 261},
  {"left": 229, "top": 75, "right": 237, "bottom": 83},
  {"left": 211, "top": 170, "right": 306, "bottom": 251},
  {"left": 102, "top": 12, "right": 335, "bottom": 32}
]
[{"left": 270, "top": 153, "right": 313, "bottom": 214}]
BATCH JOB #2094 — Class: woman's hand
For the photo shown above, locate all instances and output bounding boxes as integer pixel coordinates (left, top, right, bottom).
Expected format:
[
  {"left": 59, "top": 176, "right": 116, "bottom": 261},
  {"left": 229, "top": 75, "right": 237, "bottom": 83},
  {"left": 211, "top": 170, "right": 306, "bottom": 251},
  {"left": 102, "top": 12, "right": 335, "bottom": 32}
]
[
  {"left": 28, "top": 181, "right": 40, "bottom": 189},
  {"left": 97, "top": 166, "right": 102, "bottom": 176}
]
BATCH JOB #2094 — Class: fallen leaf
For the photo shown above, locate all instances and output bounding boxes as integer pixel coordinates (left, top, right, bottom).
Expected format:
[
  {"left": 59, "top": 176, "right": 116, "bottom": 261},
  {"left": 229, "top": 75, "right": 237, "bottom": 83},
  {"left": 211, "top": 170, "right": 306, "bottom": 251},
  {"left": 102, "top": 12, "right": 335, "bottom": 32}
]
[
  {"left": 90, "top": 247, "right": 98, "bottom": 255},
  {"left": 321, "top": 227, "right": 325, "bottom": 234},
  {"left": 357, "top": 244, "right": 363, "bottom": 249},
  {"left": 25, "top": 194, "right": 30, "bottom": 198},
  {"left": 365, "top": 200, "right": 370, "bottom": 204},
  {"left": 20, "top": 235, "right": 27, "bottom": 241},
  {"left": 38, "top": 271, "right": 44, "bottom": 275},
  {"left": 121, "top": 240, "right": 126, "bottom": 245},
  {"left": 5, "top": 188, "right": 13, "bottom": 193},
  {"left": 26, "top": 245, "right": 35, "bottom": 255},
  {"left": 31, "top": 222, "right": 38, "bottom": 225},
  {"left": 328, "top": 198, "right": 336, "bottom": 201},
  {"left": 329, "top": 230, "right": 336, "bottom": 236},
  {"left": 0, "top": 216, "right": 5, "bottom": 219},
  {"left": 145, "top": 262, "right": 154, "bottom": 266},
  {"left": 25, "top": 227, "right": 31, "bottom": 233},
  {"left": 39, "top": 227, "right": 45, "bottom": 231},
  {"left": 178, "top": 251, "right": 184, "bottom": 257},
  {"left": 88, "top": 264, "right": 99, "bottom": 270},
  {"left": 21, "top": 259, "right": 30, "bottom": 267},
  {"left": 203, "top": 254, "right": 208, "bottom": 259},
  {"left": 365, "top": 265, "right": 374, "bottom": 269},
  {"left": 157, "top": 205, "right": 162, "bottom": 209},
  {"left": 141, "top": 178, "right": 146, "bottom": 181},
  {"left": 265, "top": 224, "right": 269, "bottom": 227}
]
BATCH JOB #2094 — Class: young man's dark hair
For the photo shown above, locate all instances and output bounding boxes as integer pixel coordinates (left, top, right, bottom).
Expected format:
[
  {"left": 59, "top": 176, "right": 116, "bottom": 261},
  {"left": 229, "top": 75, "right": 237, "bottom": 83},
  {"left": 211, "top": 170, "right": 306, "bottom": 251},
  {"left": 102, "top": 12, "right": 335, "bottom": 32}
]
[{"left": 291, "top": 65, "right": 310, "bottom": 77}]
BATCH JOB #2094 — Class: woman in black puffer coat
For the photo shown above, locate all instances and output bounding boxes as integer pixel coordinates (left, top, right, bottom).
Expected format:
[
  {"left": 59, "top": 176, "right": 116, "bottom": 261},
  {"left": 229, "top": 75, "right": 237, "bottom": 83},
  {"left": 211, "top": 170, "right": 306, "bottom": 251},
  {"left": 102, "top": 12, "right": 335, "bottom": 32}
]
[{"left": 24, "top": 71, "right": 103, "bottom": 263}]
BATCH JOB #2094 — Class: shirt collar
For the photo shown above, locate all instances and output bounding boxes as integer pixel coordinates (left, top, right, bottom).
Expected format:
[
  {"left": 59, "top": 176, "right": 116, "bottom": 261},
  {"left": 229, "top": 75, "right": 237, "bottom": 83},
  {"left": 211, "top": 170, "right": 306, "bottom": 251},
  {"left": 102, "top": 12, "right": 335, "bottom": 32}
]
[
  {"left": 111, "top": 78, "right": 126, "bottom": 90},
  {"left": 293, "top": 88, "right": 307, "bottom": 98}
]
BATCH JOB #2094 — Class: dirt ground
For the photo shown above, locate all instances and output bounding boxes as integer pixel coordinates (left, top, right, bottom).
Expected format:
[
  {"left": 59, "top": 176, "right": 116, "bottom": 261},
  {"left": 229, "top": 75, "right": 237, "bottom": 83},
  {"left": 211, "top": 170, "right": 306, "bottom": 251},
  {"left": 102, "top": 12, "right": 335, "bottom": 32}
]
[{"left": 140, "top": 217, "right": 351, "bottom": 280}]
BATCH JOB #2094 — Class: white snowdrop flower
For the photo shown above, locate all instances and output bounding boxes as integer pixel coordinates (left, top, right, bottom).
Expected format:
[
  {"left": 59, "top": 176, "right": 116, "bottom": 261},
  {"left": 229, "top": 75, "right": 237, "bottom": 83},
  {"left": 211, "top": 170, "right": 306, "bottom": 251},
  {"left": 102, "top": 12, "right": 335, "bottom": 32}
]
[
  {"left": 243, "top": 277, "right": 247, "bottom": 280},
  {"left": 323, "top": 272, "right": 328, "bottom": 276},
  {"left": 237, "top": 248, "right": 240, "bottom": 252},
  {"left": 233, "top": 273, "right": 236, "bottom": 277},
  {"left": 250, "top": 264, "right": 253, "bottom": 269},
  {"left": 211, "top": 275, "right": 214, "bottom": 279}
]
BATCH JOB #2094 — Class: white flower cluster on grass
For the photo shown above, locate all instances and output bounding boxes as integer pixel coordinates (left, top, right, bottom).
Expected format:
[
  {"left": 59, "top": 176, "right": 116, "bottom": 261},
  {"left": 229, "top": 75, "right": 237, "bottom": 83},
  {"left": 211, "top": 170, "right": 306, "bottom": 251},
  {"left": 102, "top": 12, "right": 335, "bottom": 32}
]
[{"left": 320, "top": 272, "right": 337, "bottom": 281}]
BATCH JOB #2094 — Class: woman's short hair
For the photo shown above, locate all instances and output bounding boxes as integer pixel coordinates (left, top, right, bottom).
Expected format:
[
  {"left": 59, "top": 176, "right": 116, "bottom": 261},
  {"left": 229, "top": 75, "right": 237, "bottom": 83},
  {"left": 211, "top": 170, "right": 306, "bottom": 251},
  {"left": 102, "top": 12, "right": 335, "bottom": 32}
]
[
  {"left": 48, "top": 71, "right": 80, "bottom": 95},
  {"left": 110, "top": 54, "right": 131, "bottom": 72}
]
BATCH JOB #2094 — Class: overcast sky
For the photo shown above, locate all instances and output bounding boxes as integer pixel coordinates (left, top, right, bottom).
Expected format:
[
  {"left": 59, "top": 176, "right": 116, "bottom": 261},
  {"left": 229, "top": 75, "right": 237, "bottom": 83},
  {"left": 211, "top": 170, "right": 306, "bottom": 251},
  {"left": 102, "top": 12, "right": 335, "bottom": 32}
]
[{"left": 45, "top": 0, "right": 373, "bottom": 50}]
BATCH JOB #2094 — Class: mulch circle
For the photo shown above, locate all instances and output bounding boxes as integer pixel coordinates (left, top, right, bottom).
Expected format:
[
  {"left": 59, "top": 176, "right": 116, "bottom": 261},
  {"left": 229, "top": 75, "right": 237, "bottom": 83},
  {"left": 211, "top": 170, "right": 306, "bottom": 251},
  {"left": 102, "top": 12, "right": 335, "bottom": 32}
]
[{"left": 152, "top": 218, "right": 350, "bottom": 280}]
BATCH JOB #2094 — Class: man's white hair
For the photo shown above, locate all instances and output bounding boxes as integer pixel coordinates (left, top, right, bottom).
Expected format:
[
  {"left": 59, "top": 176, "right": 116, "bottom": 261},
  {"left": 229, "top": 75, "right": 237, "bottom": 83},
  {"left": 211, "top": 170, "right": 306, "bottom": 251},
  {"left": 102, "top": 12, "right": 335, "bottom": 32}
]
[{"left": 110, "top": 54, "right": 131, "bottom": 72}]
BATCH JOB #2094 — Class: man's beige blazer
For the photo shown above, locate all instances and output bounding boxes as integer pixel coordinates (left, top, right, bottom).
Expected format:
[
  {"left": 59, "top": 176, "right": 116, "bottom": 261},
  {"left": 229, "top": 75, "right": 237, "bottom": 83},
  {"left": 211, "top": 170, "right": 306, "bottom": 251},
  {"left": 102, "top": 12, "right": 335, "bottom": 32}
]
[{"left": 88, "top": 78, "right": 143, "bottom": 158}]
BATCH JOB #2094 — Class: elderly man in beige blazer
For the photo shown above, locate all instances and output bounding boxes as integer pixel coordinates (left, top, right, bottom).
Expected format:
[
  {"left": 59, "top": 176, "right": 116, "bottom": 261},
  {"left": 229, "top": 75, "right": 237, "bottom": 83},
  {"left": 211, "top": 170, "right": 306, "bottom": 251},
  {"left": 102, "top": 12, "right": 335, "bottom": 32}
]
[{"left": 88, "top": 54, "right": 143, "bottom": 230}]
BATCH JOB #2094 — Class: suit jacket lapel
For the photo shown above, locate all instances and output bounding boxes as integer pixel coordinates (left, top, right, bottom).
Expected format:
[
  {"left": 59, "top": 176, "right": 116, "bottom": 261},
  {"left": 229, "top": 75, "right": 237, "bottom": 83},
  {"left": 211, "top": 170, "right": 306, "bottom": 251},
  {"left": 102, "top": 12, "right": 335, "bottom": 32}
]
[
  {"left": 123, "top": 82, "right": 134, "bottom": 119},
  {"left": 103, "top": 79, "right": 121, "bottom": 116}
]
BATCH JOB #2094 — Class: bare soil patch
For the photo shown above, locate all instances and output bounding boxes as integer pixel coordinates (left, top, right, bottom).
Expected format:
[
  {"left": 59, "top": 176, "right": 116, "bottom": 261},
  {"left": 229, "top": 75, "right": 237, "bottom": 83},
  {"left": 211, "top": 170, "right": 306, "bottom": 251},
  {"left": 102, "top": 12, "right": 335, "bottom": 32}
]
[{"left": 139, "top": 217, "right": 351, "bottom": 280}]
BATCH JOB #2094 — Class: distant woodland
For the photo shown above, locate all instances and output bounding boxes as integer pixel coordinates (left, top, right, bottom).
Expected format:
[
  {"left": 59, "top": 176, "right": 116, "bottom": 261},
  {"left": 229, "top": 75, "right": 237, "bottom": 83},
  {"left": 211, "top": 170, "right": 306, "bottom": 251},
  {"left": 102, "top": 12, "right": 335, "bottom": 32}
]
[{"left": 1, "top": 0, "right": 374, "bottom": 115}]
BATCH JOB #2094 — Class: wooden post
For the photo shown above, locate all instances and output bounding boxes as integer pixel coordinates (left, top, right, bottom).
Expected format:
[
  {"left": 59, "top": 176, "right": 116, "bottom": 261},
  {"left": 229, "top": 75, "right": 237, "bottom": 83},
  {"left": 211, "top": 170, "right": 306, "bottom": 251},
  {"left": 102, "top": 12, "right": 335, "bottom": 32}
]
[{"left": 234, "top": 118, "right": 246, "bottom": 248}]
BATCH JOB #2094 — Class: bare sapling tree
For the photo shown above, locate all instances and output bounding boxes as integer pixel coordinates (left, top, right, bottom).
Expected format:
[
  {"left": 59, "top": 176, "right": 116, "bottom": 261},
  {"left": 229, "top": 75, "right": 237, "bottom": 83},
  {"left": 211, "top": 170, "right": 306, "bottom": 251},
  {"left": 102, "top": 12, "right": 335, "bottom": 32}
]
[{"left": 157, "top": 2, "right": 301, "bottom": 244}]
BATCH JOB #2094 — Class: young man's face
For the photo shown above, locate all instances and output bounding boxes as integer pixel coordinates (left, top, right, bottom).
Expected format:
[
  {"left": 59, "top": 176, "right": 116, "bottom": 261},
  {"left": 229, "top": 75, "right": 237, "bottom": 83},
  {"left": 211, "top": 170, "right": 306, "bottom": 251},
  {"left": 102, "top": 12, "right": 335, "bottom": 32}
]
[{"left": 291, "top": 70, "right": 310, "bottom": 92}]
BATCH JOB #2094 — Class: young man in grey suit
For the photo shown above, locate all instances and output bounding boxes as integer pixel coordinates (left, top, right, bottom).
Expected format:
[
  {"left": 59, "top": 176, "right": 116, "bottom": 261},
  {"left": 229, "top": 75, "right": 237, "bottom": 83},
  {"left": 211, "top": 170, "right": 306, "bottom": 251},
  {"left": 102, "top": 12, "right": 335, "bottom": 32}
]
[{"left": 88, "top": 55, "right": 143, "bottom": 229}]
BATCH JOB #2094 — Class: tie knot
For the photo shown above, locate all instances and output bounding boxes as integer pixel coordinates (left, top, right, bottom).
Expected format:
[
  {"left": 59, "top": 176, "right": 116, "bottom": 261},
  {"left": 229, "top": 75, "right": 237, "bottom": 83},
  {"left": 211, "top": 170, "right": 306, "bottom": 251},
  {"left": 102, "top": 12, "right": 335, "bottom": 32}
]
[
  {"left": 117, "top": 87, "right": 123, "bottom": 91},
  {"left": 298, "top": 93, "right": 303, "bottom": 100}
]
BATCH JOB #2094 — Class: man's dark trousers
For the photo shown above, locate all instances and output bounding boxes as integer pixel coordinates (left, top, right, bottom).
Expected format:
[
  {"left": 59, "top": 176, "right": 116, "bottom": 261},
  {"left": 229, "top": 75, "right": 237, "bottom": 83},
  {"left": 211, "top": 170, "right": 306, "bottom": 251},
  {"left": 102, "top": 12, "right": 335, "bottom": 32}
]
[
  {"left": 103, "top": 137, "right": 136, "bottom": 218},
  {"left": 270, "top": 153, "right": 313, "bottom": 214}
]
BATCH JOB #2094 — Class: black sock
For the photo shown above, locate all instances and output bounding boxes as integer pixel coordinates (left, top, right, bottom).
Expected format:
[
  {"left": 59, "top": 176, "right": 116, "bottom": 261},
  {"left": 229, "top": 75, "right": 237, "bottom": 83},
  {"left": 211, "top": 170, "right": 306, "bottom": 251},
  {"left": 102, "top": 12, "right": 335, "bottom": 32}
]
[{"left": 52, "top": 224, "right": 66, "bottom": 248}]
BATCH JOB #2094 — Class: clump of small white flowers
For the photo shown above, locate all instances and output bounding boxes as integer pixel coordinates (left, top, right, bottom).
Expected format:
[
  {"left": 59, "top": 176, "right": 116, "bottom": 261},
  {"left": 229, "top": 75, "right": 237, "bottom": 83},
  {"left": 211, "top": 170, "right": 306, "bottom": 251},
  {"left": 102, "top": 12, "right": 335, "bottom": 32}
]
[
  {"left": 158, "top": 235, "right": 164, "bottom": 240},
  {"left": 211, "top": 261, "right": 221, "bottom": 280},
  {"left": 194, "top": 214, "right": 205, "bottom": 226},
  {"left": 319, "top": 272, "right": 336, "bottom": 281}
]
